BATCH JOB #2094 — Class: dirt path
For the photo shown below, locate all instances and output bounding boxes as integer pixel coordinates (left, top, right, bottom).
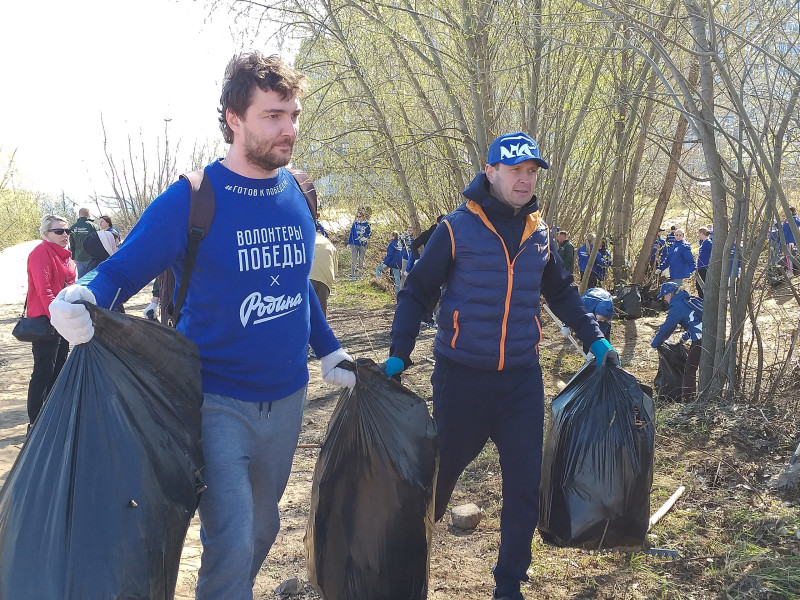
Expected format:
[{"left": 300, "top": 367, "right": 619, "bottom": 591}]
[
  {"left": 2, "top": 271, "right": 798, "bottom": 599},
  {"left": 0, "top": 285, "right": 637, "bottom": 599},
  {"left": 0, "top": 288, "right": 493, "bottom": 599}
]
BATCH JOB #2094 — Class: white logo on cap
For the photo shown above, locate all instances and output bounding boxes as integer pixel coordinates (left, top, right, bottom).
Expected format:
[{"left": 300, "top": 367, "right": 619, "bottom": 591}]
[{"left": 500, "top": 136, "right": 538, "bottom": 160}]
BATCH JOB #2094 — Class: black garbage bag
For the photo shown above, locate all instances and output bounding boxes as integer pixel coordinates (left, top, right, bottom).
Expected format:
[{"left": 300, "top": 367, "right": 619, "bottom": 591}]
[
  {"left": 0, "top": 303, "right": 204, "bottom": 599},
  {"left": 640, "top": 281, "right": 668, "bottom": 315},
  {"left": 767, "top": 264, "right": 786, "bottom": 287},
  {"left": 539, "top": 362, "right": 655, "bottom": 549},
  {"left": 616, "top": 283, "right": 643, "bottom": 319},
  {"left": 306, "top": 358, "right": 438, "bottom": 600},
  {"left": 654, "top": 341, "right": 688, "bottom": 402}
]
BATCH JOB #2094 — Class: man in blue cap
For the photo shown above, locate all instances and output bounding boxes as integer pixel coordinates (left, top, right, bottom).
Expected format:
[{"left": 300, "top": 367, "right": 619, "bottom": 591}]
[
  {"left": 651, "top": 281, "right": 703, "bottom": 401},
  {"left": 383, "top": 132, "right": 618, "bottom": 600}
]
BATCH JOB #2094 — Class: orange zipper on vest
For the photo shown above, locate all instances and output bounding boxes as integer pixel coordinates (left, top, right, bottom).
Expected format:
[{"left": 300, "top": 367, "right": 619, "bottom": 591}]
[
  {"left": 465, "top": 201, "right": 542, "bottom": 371},
  {"left": 451, "top": 310, "right": 460, "bottom": 348}
]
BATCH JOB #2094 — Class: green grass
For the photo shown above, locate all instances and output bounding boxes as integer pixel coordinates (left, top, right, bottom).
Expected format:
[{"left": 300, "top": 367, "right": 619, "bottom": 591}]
[
  {"left": 331, "top": 277, "right": 396, "bottom": 310},
  {"left": 538, "top": 345, "right": 586, "bottom": 379},
  {"left": 724, "top": 544, "right": 800, "bottom": 598}
]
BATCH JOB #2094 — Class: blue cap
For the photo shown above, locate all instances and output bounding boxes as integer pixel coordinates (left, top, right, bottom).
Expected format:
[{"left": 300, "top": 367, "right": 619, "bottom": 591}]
[
  {"left": 487, "top": 132, "right": 549, "bottom": 169},
  {"left": 657, "top": 281, "right": 680, "bottom": 299},
  {"left": 582, "top": 287, "right": 614, "bottom": 318}
]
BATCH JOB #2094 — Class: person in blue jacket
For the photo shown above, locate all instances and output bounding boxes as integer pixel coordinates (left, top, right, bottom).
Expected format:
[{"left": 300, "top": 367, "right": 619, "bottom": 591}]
[
  {"left": 347, "top": 210, "right": 371, "bottom": 280},
  {"left": 48, "top": 52, "right": 356, "bottom": 600},
  {"left": 656, "top": 228, "right": 695, "bottom": 285},
  {"left": 577, "top": 232, "right": 595, "bottom": 283},
  {"left": 782, "top": 207, "right": 800, "bottom": 275},
  {"left": 651, "top": 281, "right": 703, "bottom": 401},
  {"left": 382, "top": 132, "right": 618, "bottom": 600},
  {"left": 589, "top": 238, "right": 612, "bottom": 288},
  {"left": 375, "top": 230, "right": 404, "bottom": 293},
  {"left": 665, "top": 225, "right": 677, "bottom": 250},
  {"left": 400, "top": 225, "right": 414, "bottom": 288},
  {"left": 580, "top": 287, "right": 613, "bottom": 352},
  {"left": 649, "top": 228, "right": 667, "bottom": 275},
  {"left": 695, "top": 226, "right": 711, "bottom": 299}
]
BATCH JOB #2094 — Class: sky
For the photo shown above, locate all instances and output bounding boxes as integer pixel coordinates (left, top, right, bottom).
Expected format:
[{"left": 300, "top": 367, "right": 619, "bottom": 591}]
[{"left": 0, "top": 0, "right": 287, "bottom": 204}]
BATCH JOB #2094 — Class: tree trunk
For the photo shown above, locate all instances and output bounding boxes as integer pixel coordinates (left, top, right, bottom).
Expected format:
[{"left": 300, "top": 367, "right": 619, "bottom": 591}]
[{"left": 630, "top": 62, "right": 698, "bottom": 284}]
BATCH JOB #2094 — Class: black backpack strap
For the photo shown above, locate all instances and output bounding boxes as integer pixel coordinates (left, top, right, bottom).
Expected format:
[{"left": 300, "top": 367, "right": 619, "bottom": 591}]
[
  {"left": 287, "top": 167, "right": 318, "bottom": 221},
  {"left": 172, "top": 169, "right": 216, "bottom": 326}
]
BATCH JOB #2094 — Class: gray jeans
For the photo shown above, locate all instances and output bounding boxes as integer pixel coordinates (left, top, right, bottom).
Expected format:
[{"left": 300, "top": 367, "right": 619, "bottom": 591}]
[{"left": 350, "top": 244, "right": 366, "bottom": 278}]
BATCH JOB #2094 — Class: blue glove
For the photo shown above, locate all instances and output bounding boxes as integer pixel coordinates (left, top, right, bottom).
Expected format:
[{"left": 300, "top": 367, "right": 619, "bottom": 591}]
[
  {"left": 382, "top": 356, "right": 405, "bottom": 377},
  {"left": 589, "top": 338, "right": 619, "bottom": 370}
]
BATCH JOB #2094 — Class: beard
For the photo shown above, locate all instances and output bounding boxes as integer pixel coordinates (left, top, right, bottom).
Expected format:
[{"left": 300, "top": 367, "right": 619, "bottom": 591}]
[{"left": 242, "top": 131, "right": 295, "bottom": 173}]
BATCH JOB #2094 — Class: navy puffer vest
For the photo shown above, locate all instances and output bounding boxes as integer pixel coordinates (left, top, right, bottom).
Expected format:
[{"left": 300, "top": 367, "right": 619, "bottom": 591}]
[{"left": 434, "top": 200, "right": 550, "bottom": 371}]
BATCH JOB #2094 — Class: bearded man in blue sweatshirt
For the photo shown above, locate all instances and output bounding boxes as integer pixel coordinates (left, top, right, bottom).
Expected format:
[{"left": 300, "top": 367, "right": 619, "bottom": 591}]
[
  {"left": 383, "top": 132, "right": 618, "bottom": 600},
  {"left": 48, "top": 52, "right": 355, "bottom": 600}
]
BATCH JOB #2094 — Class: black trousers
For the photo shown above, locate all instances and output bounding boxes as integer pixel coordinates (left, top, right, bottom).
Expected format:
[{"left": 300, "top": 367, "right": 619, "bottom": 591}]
[
  {"left": 28, "top": 335, "right": 69, "bottom": 424},
  {"left": 310, "top": 280, "right": 330, "bottom": 318},
  {"left": 696, "top": 268, "right": 707, "bottom": 299},
  {"left": 683, "top": 340, "right": 702, "bottom": 401}
]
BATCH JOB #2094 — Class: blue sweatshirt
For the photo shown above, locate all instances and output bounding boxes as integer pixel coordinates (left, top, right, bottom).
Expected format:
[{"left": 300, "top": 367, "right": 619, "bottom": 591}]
[
  {"left": 590, "top": 247, "right": 612, "bottom": 279},
  {"left": 347, "top": 220, "right": 371, "bottom": 246},
  {"left": 783, "top": 216, "right": 800, "bottom": 245},
  {"left": 659, "top": 239, "right": 696, "bottom": 278},
  {"left": 651, "top": 290, "right": 703, "bottom": 347},
  {"left": 577, "top": 243, "right": 593, "bottom": 273},
  {"left": 83, "top": 160, "right": 341, "bottom": 403},
  {"left": 381, "top": 239, "right": 403, "bottom": 269},
  {"left": 697, "top": 238, "right": 712, "bottom": 269},
  {"left": 650, "top": 237, "right": 666, "bottom": 263}
]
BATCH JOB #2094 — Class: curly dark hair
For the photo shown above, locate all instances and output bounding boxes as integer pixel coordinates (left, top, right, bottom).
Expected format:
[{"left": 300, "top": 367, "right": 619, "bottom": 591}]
[{"left": 218, "top": 52, "right": 307, "bottom": 144}]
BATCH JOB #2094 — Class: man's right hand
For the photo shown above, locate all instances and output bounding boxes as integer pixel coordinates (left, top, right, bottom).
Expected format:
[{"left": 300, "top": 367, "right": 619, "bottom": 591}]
[{"left": 49, "top": 285, "right": 97, "bottom": 345}]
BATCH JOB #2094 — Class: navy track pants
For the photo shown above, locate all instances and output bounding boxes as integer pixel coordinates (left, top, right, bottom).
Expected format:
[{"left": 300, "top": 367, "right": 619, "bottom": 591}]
[{"left": 431, "top": 355, "right": 544, "bottom": 597}]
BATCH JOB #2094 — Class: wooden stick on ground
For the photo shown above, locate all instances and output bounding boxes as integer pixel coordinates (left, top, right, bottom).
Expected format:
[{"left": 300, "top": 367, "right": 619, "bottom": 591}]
[{"left": 649, "top": 485, "right": 686, "bottom": 529}]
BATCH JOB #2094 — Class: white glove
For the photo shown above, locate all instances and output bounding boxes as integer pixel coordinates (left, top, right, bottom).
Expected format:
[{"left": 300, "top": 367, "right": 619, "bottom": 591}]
[
  {"left": 320, "top": 348, "right": 356, "bottom": 389},
  {"left": 49, "top": 285, "right": 97, "bottom": 345},
  {"left": 143, "top": 301, "right": 158, "bottom": 320},
  {"left": 559, "top": 324, "right": 570, "bottom": 337}
]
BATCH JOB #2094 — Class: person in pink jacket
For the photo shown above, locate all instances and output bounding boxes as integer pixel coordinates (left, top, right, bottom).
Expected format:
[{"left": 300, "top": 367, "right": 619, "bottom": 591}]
[{"left": 25, "top": 214, "right": 77, "bottom": 428}]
